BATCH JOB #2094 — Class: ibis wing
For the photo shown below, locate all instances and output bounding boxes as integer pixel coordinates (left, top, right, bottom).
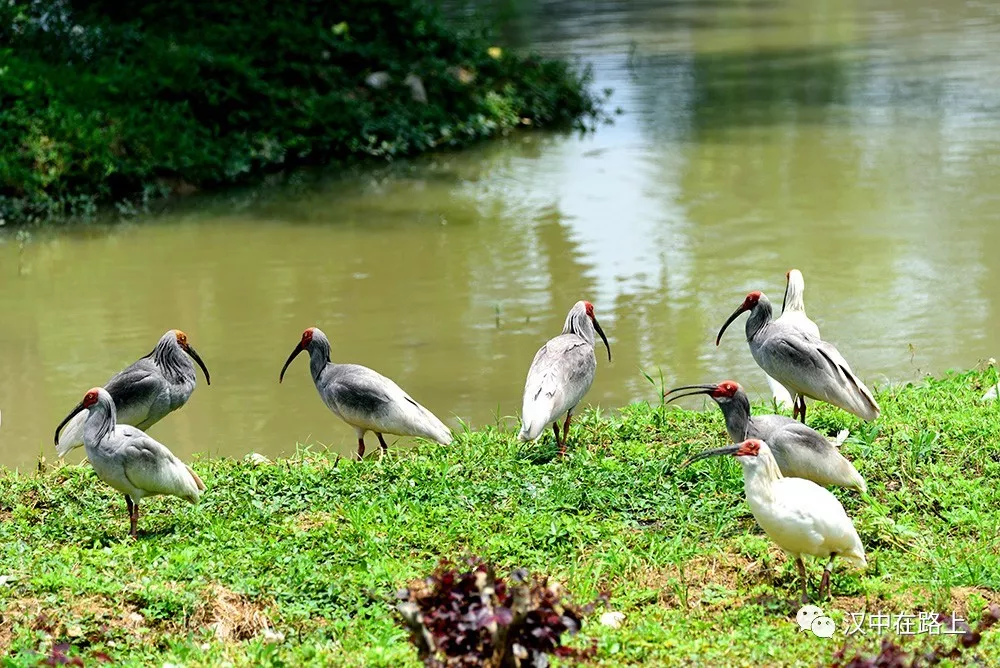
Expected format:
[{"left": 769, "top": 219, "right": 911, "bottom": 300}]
[
  {"left": 104, "top": 363, "right": 165, "bottom": 427},
  {"left": 758, "top": 329, "right": 878, "bottom": 419},
  {"left": 119, "top": 429, "right": 200, "bottom": 500},
  {"left": 520, "top": 337, "right": 595, "bottom": 435},
  {"left": 776, "top": 420, "right": 836, "bottom": 455},
  {"left": 326, "top": 368, "right": 395, "bottom": 425},
  {"left": 772, "top": 478, "right": 863, "bottom": 557},
  {"left": 324, "top": 364, "right": 451, "bottom": 442}
]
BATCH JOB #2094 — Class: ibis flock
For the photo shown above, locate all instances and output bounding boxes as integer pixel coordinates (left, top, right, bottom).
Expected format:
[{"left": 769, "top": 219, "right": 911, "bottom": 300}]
[{"left": 39, "top": 270, "right": 879, "bottom": 602}]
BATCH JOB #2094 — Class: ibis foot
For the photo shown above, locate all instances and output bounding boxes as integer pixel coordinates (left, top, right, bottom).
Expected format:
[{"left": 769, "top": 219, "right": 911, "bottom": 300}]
[
  {"left": 357, "top": 437, "right": 366, "bottom": 461},
  {"left": 377, "top": 433, "right": 389, "bottom": 459}
]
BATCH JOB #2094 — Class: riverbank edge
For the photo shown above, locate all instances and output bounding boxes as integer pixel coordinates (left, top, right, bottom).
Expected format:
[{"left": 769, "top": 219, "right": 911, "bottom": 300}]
[
  {"left": 1, "top": 1, "right": 607, "bottom": 228},
  {"left": 1, "top": 368, "right": 999, "bottom": 665}
]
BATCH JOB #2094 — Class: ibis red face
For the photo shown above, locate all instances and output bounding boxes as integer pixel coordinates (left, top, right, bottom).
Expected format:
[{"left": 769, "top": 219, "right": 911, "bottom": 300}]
[
  {"left": 716, "top": 291, "right": 762, "bottom": 346},
  {"left": 584, "top": 302, "right": 612, "bottom": 362},
  {"left": 681, "top": 438, "right": 763, "bottom": 468},
  {"left": 279, "top": 328, "right": 316, "bottom": 383},
  {"left": 735, "top": 439, "right": 762, "bottom": 457},
  {"left": 54, "top": 388, "right": 102, "bottom": 446},
  {"left": 82, "top": 388, "right": 100, "bottom": 408},
  {"left": 174, "top": 329, "right": 211, "bottom": 385}
]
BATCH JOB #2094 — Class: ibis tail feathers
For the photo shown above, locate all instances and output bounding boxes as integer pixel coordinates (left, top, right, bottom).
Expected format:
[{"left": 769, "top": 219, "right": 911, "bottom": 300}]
[
  {"left": 186, "top": 465, "right": 206, "bottom": 493},
  {"left": 55, "top": 411, "right": 88, "bottom": 457},
  {"left": 815, "top": 347, "right": 881, "bottom": 421},
  {"left": 765, "top": 373, "right": 794, "bottom": 411}
]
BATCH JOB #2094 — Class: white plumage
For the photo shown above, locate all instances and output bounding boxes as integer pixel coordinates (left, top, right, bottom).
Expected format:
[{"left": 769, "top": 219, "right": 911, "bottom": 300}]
[{"left": 698, "top": 439, "right": 866, "bottom": 601}]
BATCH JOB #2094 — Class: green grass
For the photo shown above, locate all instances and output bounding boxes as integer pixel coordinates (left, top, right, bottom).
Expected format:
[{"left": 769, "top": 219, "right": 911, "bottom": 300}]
[{"left": 2, "top": 369, "right": 999, "bottom": 666}]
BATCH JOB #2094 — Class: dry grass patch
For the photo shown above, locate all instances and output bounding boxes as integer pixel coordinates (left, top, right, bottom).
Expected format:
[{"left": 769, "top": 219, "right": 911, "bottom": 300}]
[
  {"left": 294, "top": 510, "right": 335, "bottom": 532},
  {"left": 0, "top": 595, "right": 148, "bottom": 652},
  {"left": 190, "top": 584, "right": 274, "bottom": 642},
  {"left": 0, "top": 585, "right": 278, "bottom": 654},
  {"left": 628, "top": 553, "right": 769, "bottom": 608}
]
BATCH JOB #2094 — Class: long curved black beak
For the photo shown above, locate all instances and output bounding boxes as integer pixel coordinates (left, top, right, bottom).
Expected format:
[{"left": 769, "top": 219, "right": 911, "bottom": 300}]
[
  {"left": 664, "top": 384, "right": 719, "bottom": 404},
  {"left": 593, "top": 318, "right": 611, "bottom": 362},
  {"left": 716, "top": 303, "right": 749, "bottom": 346},
  {"left": 185, "top": 344, "right": 211, "bottom": 385},
  {"left": 54, "top": 400, "right": 86, "bottom": 446},
  {"left": 782, "top": 277, "right": 790, "bottom": 314},
  {"left": 279, "top": 344, "right": 304, "bottom": 383},
  {"left": 681, "top": 444, "right": 740, "bottom": 468}
]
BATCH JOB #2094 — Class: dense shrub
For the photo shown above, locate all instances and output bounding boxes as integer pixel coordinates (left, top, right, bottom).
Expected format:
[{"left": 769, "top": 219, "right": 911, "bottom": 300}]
[{"left": 0, "top": 0, "right": 602, "bottom": 224}]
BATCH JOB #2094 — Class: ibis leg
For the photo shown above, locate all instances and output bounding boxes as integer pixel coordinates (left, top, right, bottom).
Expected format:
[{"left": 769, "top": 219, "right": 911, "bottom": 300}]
[
  {"left": 796, "top": 557, "right": 808, "bottom": 603},
  {"left": 820, "top": 554, "right": 835, "bottom": 599},
  {"left": 560, "top": 411, "right": 573, "bottom": 457},
  {"left": 552, "top": 422, "right": 561, "bottom": 451},
  {"left": 357, "top": 437, "right": 366, "bottom": 461},
  {"left": 377, "top": 433, "right": 389, "bottom": 459},
  {"left": 125, "top": 495, "right": 135, "bottom": 538},
  {"left": 795, "top": 395, "right": 807, "bottom": 424},
  {"left": 127, "top": 496, "right": 139, "bottom": 539}
]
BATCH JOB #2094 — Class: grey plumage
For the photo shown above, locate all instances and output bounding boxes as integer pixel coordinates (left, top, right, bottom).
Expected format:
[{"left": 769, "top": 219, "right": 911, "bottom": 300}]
[
  {"left": 519, "top": 301, "right": 611, "bottom": 456},
  {"left": 56, "top": 330, "right": 211, "bottom": 458},
  {"left": 54, "top": 387, "right": 205, "bottom": 539},
  {"left": 279, "top": 327, "right": 452, "bottom": 459},
  {"left": 666, "top": 381, "right": 866, "bottom": 492},
  {"left": 717, "top": 291, "right": 879, "bottom": 423}
]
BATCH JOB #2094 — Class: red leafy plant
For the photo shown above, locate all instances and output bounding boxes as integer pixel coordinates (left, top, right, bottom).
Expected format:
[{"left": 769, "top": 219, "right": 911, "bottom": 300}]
[
  {"left": 830, "top": 604, "right": 1000, "bottom": 667},
  {"left": 397, "top": 558, "right": 605, "bottom": 667},
  {"left": 41, "top": 642, "right": 112, "bottom": 666}
]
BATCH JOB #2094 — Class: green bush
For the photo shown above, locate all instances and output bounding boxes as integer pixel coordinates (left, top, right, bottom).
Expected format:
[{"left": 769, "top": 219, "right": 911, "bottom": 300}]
[{"left": 0, "top": 0, "right": 602, "bottom": 224}]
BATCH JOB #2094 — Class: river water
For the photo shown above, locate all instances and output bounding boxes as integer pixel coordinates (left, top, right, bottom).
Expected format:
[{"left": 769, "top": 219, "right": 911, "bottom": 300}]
[{"left": 2, "top": 0, "right": 1000, "bottom": 470}]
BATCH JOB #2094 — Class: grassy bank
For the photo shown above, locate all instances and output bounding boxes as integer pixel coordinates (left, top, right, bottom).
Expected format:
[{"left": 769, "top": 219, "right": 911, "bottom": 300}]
[
  {"left": 0, "top": 0, "right": 603, "bottom": 226},
  {"left": 2, "top": 369, "right": 999, "bottom": 666}
]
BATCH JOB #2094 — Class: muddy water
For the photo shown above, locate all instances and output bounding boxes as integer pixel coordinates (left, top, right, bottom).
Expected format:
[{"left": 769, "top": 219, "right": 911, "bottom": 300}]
[{"left": 2, "top": 0, "right": 1000, "bottom": 469}]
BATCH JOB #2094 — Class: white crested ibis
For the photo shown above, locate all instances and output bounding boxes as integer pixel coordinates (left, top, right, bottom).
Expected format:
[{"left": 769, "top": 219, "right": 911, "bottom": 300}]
[
  {"left": 54, "top": 387, "right": 205, "bottom": 539},
  {"left": 687, "top": 439, "right": 867, "bottom": 601},
  {"left": 56, "top": 330, "right": 210, "bottom": 458},
  {"left": 279, "top": 327, "right": 452, "bottom": 459},
  {"left": 716, "top": 291, "right": 879, "bottom": 423},
  {"left": 519, "top": 301, "right": 611, "bottom": 456}
]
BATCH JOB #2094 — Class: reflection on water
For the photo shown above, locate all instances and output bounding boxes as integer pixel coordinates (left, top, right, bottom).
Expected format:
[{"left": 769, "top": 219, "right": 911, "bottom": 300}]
[{"left": 2, "top": 0, "right": 1000, "bottom": 469}]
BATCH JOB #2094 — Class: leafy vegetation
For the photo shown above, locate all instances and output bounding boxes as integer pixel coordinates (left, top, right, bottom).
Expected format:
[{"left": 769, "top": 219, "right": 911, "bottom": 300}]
[
  {"left": 0, "top": 0, "right": 603, "bottom": 225},
  {"left": 397, "top": 558, "right": 601, "bottom": 666},
  {"left": 1, "top": 369, "right": 999, "bottom": 666}
]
